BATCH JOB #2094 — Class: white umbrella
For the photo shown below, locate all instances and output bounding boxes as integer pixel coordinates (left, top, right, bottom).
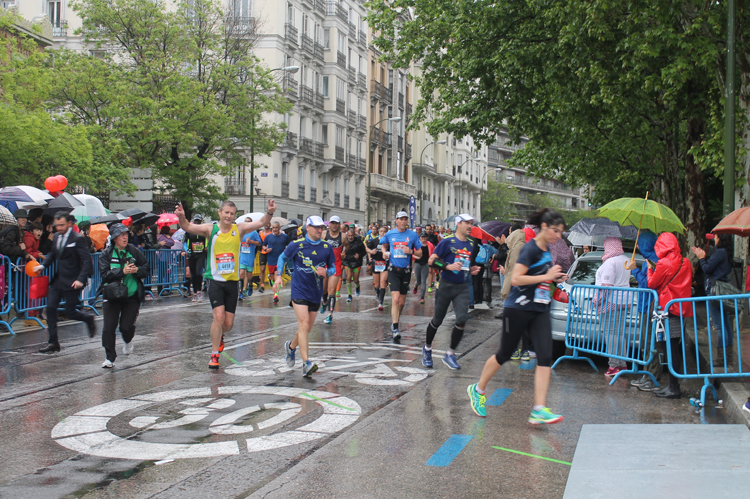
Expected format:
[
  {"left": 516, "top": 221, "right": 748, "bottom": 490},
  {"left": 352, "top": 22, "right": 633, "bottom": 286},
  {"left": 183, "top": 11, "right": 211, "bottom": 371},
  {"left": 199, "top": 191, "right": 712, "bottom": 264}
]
[
  {"left": 235, "top": 212, "right": 266, "bottom": 224},
  {"left": 0, "top": 205, "right": 17, "bottom": 226},
  {"left": 71, "top": 194, "right": 108, "bottom": 221},
  {"left": 0, "top": 185, "right": 53, "bottom": 210}
]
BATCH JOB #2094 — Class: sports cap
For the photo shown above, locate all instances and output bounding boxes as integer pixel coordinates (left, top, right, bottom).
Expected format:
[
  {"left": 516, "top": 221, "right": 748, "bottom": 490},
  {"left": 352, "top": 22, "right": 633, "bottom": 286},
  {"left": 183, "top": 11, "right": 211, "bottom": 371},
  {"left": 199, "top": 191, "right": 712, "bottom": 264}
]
[
  {"left": 455, "top": 214, "right": 475, "bottom": 224},
  {"left": 396, "top": 211, "right": 409, "bottom": 219},
  {"left": 306, "top": 215, "right": 326, "bottom": 227},
  {"left": 329, "top": 215, "right": 341, "bottom": 223}
]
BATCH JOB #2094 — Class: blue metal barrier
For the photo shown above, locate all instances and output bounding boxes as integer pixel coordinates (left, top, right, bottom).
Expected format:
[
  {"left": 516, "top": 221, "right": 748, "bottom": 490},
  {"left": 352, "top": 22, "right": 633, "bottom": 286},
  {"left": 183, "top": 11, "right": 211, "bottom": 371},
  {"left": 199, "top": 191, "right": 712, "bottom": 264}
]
[
  {"left": 82, "top": 253, "right": 102, "bottom": 309},
  {"left": 141, "top": 249, "right": 188, "bottom": 298},
  {"left": 551, "top": 284, "right": 660, "bottom": 385},
  {"left": 664, "top": 294, "right": 750, "bottom": 406},
  {"left": 0, "top": 256, "right": 15, "bottom": 334}
]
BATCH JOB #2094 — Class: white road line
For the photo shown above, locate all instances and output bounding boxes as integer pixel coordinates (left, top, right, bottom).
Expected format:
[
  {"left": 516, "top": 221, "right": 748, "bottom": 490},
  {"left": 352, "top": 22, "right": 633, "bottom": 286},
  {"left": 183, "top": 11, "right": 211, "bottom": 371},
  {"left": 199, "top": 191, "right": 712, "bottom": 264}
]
[
  {"left": 309, "top": 342, "right": 368, "bottom": 345},
  {"left": 223, "top": 335, "right": 279, "bottom": 352}
]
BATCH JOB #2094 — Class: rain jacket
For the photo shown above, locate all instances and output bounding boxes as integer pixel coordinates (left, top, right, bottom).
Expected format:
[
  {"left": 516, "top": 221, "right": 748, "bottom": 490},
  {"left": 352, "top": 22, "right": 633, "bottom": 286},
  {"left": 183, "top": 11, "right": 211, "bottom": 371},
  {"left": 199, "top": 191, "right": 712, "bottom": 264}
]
[
  {"left": 647, "top": 233, "right": 693, "bottom": 317},
  {"left": 631, "top": 231, "right": 658, "bottom": 312}
]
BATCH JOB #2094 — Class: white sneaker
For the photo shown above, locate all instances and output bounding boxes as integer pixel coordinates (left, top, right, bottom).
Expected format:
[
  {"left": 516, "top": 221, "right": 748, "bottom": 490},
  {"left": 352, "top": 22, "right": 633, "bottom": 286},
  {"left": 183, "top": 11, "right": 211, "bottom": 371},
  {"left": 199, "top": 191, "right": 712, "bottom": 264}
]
[
  {"left": 102, "top": 359, "right": 114, "bottom": 369},
  {"left": 192, "top": 294, "right": 197, "bottom": 302},
  {"left": 197, "top": 291, "right": 203, "bottom": 302},
  {"left": 529, "top": 351, "right": 537, "bottom": 359},
  {"left": 123, "top": 341, "right": 134, "bottom": 355}
]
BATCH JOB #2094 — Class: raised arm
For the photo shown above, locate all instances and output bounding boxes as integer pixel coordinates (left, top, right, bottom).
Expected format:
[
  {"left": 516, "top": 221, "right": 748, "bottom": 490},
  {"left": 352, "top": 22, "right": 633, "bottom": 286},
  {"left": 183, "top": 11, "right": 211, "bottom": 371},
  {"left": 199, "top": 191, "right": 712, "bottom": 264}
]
[
  {"left": 175, "top": 203, "right": 213, "bottom": 239},
  {"left": 237, "top": 199, "right": 277, "bottom": 236}
]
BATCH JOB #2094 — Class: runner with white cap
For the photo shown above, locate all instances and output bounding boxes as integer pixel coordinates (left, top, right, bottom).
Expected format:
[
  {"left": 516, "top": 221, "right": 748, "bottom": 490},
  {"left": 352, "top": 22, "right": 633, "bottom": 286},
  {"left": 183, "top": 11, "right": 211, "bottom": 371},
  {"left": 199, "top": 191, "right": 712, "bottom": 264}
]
[
  {"left": 381, "top": 211, "right": 423, "bottom": 340},
  {"left": 274, "top": 216, "right": 336, "bottom": 377},
  {"left": 319, "top": 215, "right": 349, "bottom": 324},
  {"left": 421, "top": 214, "right": 482, "bottom": 370}
]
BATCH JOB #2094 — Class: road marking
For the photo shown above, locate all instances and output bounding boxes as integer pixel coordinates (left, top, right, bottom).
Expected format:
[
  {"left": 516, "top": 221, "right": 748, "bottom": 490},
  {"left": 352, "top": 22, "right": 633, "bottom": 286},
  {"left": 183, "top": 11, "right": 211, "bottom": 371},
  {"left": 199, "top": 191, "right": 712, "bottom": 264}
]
[
  {"left": 491, "top": 446, "right": 571, "bottom": 465},
  {"left": 300, "top": 393, "right": 356, "bottom": 411},
  {"left": 426, "top": 435, "right": 473, "bottom": 467},
  {"left": 519, "top": 359, "right": 537, "bottom": 370},
  {"left": 486, "top": 388, "right": 513, "bottom": 406},
  {"left": 223, "top": 335, "right": 280, "bottom": 351}
]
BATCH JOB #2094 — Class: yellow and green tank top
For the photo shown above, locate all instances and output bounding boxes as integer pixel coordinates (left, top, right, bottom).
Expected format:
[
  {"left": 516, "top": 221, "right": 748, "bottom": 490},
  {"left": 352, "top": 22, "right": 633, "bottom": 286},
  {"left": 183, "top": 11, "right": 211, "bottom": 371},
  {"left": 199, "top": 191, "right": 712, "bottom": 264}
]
[{"left": 204, "top": 223, "right": 241, "bottom": 281}]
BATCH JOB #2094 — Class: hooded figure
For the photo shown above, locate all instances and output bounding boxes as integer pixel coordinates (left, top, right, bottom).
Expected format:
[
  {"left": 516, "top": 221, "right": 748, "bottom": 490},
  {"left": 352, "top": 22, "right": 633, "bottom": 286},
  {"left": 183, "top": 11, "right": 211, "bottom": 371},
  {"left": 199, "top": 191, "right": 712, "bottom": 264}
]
[
  {"left": 595, "top": 237, "right": 631, "bottom": 374},
  {"left": 647, "top": 232, "right": 693, "bottom": 319},
  {"left": 631, "top": 231, "right": 658, "bottom": 312}
]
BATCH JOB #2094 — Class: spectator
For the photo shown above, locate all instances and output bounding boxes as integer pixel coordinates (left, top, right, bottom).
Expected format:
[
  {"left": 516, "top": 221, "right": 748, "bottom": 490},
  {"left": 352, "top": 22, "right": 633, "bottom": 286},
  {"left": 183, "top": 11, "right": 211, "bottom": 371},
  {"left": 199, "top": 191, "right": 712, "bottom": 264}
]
[
  {"left": 38, "top": 215, "right": 55, "bottom": 255},
  {"left": 594, "top": 237, "right": 631, "bottom": 377},
  {"left": 77, "top": 221, "right": 96, "bottom": 253},
  {"left": 22, "top": 221, "right": 45, "bottom": 260},
  {"left": 0, "top": 209, "right": 34, "bottom": 262},
  {"left": 157, "top": 226, "right": 175, "bottom": 249},
  {"left": 185, "top": 215, "right": 208, "bottom": 301}
]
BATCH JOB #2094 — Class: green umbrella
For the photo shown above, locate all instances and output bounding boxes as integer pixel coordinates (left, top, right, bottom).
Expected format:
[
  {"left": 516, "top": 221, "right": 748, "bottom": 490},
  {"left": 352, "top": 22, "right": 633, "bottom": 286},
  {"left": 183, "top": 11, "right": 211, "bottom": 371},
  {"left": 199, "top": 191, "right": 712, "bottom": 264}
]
[{"left": 596, "top": 197, "right": 685, "bottom": 234}]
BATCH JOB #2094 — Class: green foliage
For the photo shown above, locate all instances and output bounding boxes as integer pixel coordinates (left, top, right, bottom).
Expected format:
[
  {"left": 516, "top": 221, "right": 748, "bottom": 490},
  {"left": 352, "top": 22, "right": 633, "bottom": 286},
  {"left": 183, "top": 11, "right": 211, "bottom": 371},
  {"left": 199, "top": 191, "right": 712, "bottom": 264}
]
[
  {"left": 53, "top": 0, "right": 292, "bottom": 214},
  {"left": 480, "top": 177, "right": 520, "bottom": 222}
]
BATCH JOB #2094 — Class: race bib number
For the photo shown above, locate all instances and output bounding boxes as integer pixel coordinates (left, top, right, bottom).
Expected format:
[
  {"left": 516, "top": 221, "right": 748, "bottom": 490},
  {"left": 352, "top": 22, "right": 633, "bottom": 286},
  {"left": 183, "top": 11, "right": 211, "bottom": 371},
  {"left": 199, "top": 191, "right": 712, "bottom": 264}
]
[
  {"left": 454, "top": 248, "right": 471, "bottom": 274},
  {"left": 215, "top": 253, "right": 236, "bottom": 275},
  {"left": 534, "top": 282, "right": 551, "bottom": 304},
  {"left": 374, "top": 261, "right": 386, "bottom": 272},
  {"left": 392, "top": 241, "right": 408, "bottom": 259},
  {"left": 192, "top": 242, "right": 205, "bottom": 252},
  {"left": 240, "top": 242, "right": 252, "bottom": 254},
  {"left": 302, "top": 256, "right": 313, "bottom": 268}
]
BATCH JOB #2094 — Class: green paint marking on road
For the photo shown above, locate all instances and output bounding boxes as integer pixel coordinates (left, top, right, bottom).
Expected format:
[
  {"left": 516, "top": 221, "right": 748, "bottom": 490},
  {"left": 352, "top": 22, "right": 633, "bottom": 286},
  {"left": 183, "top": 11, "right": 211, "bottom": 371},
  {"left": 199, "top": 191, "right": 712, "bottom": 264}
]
[
  {"left": 220, "top": 352, "right": 242, "bottom": 365},
  {"left": 491, "top": 446, "right": 572, "bottom": 466},
  {"left": 301, "top": 393, "right": 356, "bottom": 411}
]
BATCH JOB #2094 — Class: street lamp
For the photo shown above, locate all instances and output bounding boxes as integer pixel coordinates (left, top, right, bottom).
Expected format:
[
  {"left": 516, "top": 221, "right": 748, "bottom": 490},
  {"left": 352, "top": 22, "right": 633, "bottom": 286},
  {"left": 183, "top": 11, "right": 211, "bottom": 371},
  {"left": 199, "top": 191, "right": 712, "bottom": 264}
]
[
  {"left": 367, "top": 116, "right": 402, "bottom": 225},
  {"left": 417, "top": 139, "right": 446, "bottom": 225},
  {"left": 248, "top": 65, "right": 299, "bottom": 213},
  {"left": 455, "top": 157, "right": 472, "bottom": 215}
]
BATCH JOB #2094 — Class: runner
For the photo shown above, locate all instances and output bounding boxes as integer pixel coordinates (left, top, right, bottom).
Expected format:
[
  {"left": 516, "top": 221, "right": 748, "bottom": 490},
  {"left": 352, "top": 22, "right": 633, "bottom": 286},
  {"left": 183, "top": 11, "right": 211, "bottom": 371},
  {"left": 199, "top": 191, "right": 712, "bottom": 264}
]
[
  {"left": 412, "top": 232, "right": 434, "bottom": 304},
  {"left": 342, "top": 227, "right": 365, "bottom": 302},
  {"left": 261, "top": 221, "right": 290, "bottom": 305},
  {"left": 175, "top": 199, "right": 276, "bottom": 369},
  {"left": 257, "top": 223, "right": 272, "bottom": 293},
  {"left": 468, "top": 208, "right": 568, "bottom": 423},
  {"left": 367, "top": 226, "right": 388, "bottom": 310},
  {"left": 274, "top": 216, "right": 335, "bottom": 377},
  {"left": 239, "top": 217, "right": 261, "bottom": 300},
  {"left": 381, "top": 211, "right": 422, "bottom": 340},
  {"left": 184, "top": 214, "right": 207, "bottom": 302},
  {"left": 320, "top": 216, "right": 349, "bottom": 324},
  {"left": 421, "top": 214, "right": 481, "bottom": 369}
]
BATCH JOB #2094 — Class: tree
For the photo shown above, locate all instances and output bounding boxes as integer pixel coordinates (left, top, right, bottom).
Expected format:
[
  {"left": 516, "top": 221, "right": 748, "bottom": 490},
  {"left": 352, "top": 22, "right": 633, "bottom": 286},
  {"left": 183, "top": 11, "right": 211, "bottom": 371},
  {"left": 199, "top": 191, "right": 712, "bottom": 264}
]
[
  {"left": 480, "top": 177, "right": 520, "bottom": 222},
  {"left": 55, "top": 0, "right": 292, "bottom": 214}
]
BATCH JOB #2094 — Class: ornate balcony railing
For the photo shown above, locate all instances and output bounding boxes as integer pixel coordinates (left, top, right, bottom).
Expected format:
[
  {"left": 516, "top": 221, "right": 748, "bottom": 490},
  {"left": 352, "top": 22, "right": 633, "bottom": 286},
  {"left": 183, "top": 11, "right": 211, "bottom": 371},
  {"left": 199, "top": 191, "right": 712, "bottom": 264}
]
[
  {"left": 370, "top": 80, "right": 382, "bottom": 101},
  {"left": 348, "top": 66, "right": 356, "bottom": 83},
  {"left": 358, "top": 30, "right": 367, "bottom": 46},
  {"left": 298, "top": 185, "right": 306, "bottom": 200},
  {"left": 334, "top": 193, "right": 341, "bottom": 206},
  {"left": 224, "top": 177, "right": 246, "bottom": 195},
  {"left": 348, "top": 22, "right": 356, "bottom": 40},
  {"left": 281, "top": 181, "right": 290, "bottom": 198},
  {"left": 383, "top": 132, "right": 393, "bottom": 147},
  {"left": 405, "top": 142, "right": 412, "bottom": 159},
  {"left": 355, "top": 197, "right": 360, "bottom": 210},
  {"left": 335, "top": 99, "right": 346, "bottom": 116},
  {"left": 300, "top": 85, "right": 315, "bottom": 106},
  {"left": 314, "top": 42, "right": 324, "bottom": 61},
  {"left": 310, "top": 187, "right": 317, "bottom": 202},
  {"left": 284, "top": 131, "right": 298, "bottom": 149},
  {"left": 382, "top": 85, "right": 393, "bottom": 104},
  {"left": 344, "top": 195, "right": 350, "bottom": 208},
  {"left": 357, "top": 157, "right": 366, "bottom": 171},
  {"left": 314, "top": 92, "right": 324, "bottom": 109},
  {"left": 314, "top": 141, "right": 325, "bottom": 157},
  {"left": 284, "top": 23, "right": 298, "bottom": 45},
  {"left": 314, "top": 0, "right": 326, "bottom": 16},
  {"left": 301, "top": 33, "right": 314, "bottom": 54},
  {"left": 337, "top": 4, "right": 347, "bottom": 22},
  {"left": 52, "top": 20, "right": 68, "bottom": 37},
  {"left": 225, "top": 16, "right": 255, "bottom": 38},
  {"left": 300, "top": 137, "right": 315, "bottom": 155},
  {"left": 336, "top": 51, "right": 346, "bottom": 69},
  {"left": 347, "top": 155, "right": 357, "bottom": 169},
  {"left": 283, "top": 76, "right": 298, "bottom": 98},
  {"left": 335, "top": 146, "right": 345, "bottom": 162},
  {"left": 348, "top": 111, "right": 357, "bottom": 126},
  {"left": 358, "top": 73, "right": 367, "bottom": 89}
]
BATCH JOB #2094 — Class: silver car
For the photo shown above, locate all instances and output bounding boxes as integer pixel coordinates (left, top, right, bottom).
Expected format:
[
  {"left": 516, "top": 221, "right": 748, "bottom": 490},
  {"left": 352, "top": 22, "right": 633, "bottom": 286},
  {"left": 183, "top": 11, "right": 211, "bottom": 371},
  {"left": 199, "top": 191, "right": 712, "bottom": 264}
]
[{"left": 550, "top": 250, "right": 645, "bottom": 343}]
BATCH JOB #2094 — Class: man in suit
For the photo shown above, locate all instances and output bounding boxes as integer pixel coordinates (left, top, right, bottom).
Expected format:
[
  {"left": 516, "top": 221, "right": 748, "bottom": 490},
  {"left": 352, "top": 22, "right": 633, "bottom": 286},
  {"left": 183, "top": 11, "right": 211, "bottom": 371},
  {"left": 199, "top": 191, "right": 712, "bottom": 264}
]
[{"left": 36, "top": 212, "right": 96, "bottom": 353}]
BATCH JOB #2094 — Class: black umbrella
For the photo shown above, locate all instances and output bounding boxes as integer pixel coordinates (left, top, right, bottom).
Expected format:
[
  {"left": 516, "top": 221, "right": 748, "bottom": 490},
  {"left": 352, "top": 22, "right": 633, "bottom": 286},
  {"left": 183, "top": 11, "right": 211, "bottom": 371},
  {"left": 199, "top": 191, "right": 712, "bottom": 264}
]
[
  {"left": 119, "top": 208, "right": 147, "bottom": 218},
  {"left": 478, "top": 221, "right": 512, "bottom": 238},
  {"left": 89, "top": 213, "right": 128, "bottom": 225},
  {"left": 44, "top": 193, "right": 85, "bottom": 216}
]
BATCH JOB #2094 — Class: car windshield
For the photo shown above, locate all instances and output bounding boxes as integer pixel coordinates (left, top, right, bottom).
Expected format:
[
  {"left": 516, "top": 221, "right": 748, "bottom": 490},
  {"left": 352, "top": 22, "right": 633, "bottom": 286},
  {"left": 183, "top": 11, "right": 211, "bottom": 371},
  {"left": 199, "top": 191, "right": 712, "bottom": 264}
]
[{"left": 568, "top": 260, "right": 601, "bottom": 285}]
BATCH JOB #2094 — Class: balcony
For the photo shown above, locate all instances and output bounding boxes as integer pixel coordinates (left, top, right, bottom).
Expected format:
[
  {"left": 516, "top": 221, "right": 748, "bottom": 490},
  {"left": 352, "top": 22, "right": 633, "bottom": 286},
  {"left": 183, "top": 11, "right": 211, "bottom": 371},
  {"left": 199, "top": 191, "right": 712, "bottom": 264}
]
[
  {"left": 356, "top": 197, "right": 360, "bottom": 210},
  {"left": 314, "top": 91, "right": 324, "bottom": 109},
  {"left": 344, "top": 195, "right": 350, "bottom": 208},
  {"left": 283, "top": 76, "right": 298, "bottom": 98},
  {"left": 314, "top": 42, "right": 324, "bottom": 61},
  {"left": 347, "top": 155, "right": 357, "bottom": 170},
  {"left": 301, "top": 33, "right": 314, "bottom": 54},
  {"left": 397, "top": 92, "right": 404, "bottom": 109},
  {"left": 323, "top": 190, "right": 329, "bottom": 199},
  {"left": 334, "top": 193, "right": 341, "bottom": 206},
  {"left": 326, "top": 1, "right": 336, "bottom": 15},
  {"left": 383, "top": 132, "right": 393, "bottom": 147},
  {"left": 300, "top": 85, "right": 315, "bottom": 107},
  {"left": 300, "top": 137, "right": 315, "bottom": 155},
  {"left": 281, "top": 181, "right": 290, "bottom": 198},
  {"left": 335, "top": 146, "right": 345, "bottom": 162},
  {"left": 413, "top": 162, "right": 436, "bottom": 175},
  {"left": 348, "top": 66, "right": 356, "bottom": 83},
  {"left": 371, "top": 173, "right": 417, "bottom": 198},
  {"left": 284, "top": 23, "right": 298, "bottom": 46},
  {"left": 335, "top": 98, "right": 346, "bottom": 116},
  {"left": 348, "top": 22, "right": 356, "bottom": 40},
  {"left": 382, "top": 85, "right": 393, "bottom": 104},
  {"left": 224, "top": 177, "right": 246, "bottom": 195},
  {"left": 357, "top": 157, "right": 366, "bottom": 171},
  {"left": 314, "top": 0, "right": 326, "bottom": 16},
  {"left": 337, "top": 4, "right": 348, "bottom": 22},
  {"left": 225, "top": 16, "right": 255, "bottom": 38},
  {"left": 397, "top": 136, "right": 403, "bottom": 151},
  {"left": 359, "top": 30, "right": 367, "bottom": 47},
  {"left": 52, "top": 20, "right": 68, "bottom": 37},
  {"left": 370, "top": 80, "right": 382, "bottom": 101},
  {"left": 358, "top": 73, "right": 367, "bottom": 89},
  {"left": 405, "top": 142, "right": 412, "bottom": 159},
  {"left": 357, "top": 115, "right": 366, "bottom": 131},
  {"left": 314, "top": 141, "right": 325, "bottom": 157},
  {"left": 336, "top": 51, "right": 346, "bottom": 69},
  {"left": 371, "top": 128, "right": 382, "bottom": 146},
  {"left": 298, "top": 185, "right": 305, "bottom": 201},
  {"left": 283, "top": 131, "right": 298, "bottom": 149},
  {"left": 348, "top": 110, "right": 357, "bottom": 127},
  {"left": 310, "top": 187, "right": 317, "bottom": 202},
  {"left": 406, "top": 103, "right": 413, "bottom": 117}
]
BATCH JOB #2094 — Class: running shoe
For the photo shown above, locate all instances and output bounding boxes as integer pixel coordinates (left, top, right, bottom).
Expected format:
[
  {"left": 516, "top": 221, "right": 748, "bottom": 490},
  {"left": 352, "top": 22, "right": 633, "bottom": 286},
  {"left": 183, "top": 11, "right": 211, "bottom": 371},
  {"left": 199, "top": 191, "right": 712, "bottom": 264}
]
[
  {"left": 324, "top": 314, "right": 333, "bottom": 324},
  {"left": 511, "top": 349, "right": 521, "bottom": 360},
  {"left": 422, "top": 346, "right": 433, "bottom": 368},
  {"left": 529, "top": 351, "right": 537, "bottom": 359},
  {"left": 196, "top": 291, "right": 203, "bottom": 302},
  {"left": 239, "top": 291, "right": 244, "bottom": 301},
  {"left": 347, "top": 295, "right": 352, "bottom": 303},
  {"left": 413, "top": 286, "right": 418, "bottom": 295},
  {"left": 219, "top": 335, "right": 225, "bottom": 353},
  {"left": 391, "top": 324, "right": 401, "bottom": 341},
  {"left": 123, "top": 341, "right": 134, "bottom": 355},
  {"left": 442, "top": 352, "right": 461, "bottom": 370},
  {"left": 302, "top": 360, "right": 318, "bottom": 377},
  {"left": 377, "top": 303, "right": 384, "bottom": 311},
  {"left": 630, "top": 374, "right": 649, "bottom": 387},
  {"left": 427, "top": 286, "right": 433, "bottom": 293},
  {"left": 284, "top": 340, "right": 296, "bottom": 367},
  {"left": 259, "top": 286, "right": 265, "bottom": 293},
  {"left": 102, "top": 359, "right": 114, "bottom": 369},
  {"left": 605, "top": 366, "right": 625, "bottom": 377},
  {"left": 273, "top": 293, "right": 279, "bottom": 304},
  {"left": 356, "top": 287, "right": 360, "bottom": 296},
  {"left": 320, "top": 302, "right": 327, "bottom": 314},
  {"left": 420, "top": 298, "right": 425, "bottom": 304},
  {"left": 529, "top": 407, "right": 564, "bottom": 425},
  {"left": 192, "top": 294, "right": 198, "bottom": 303},
  {"left": 467, "top": 383, "right": 486, "bottom": 417},
  {"left": 520, "top": 350, "right": 531, "bottom": 361},
  {"left": 208, "top": 354, "right": 220, "bottom": 369},
  {"left": 246, "top": 287, "right": 253, "bottom": 297}
]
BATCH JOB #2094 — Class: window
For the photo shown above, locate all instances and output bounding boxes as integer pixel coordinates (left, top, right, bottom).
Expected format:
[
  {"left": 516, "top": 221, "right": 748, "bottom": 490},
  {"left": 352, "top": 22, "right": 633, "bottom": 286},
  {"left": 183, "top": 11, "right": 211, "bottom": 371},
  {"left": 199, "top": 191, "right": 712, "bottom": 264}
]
[
  {"left": 322, "top": 76, "right": 329, "bottom": 97},
  {"left": 287, "top": 3, "right": 294, "bottom": 23},
  {"left": 282, "top": 162, "right": 288, "bottom": 182},
  {"left": 281, "top": 211, "right": 288, "bottom": 219},
  {"left": 310, "top": 170, "right": 316, "bottom": 188},
  {"left": 324, "top": 28, "right": 330, "bottom": 48},
  {"left": 322, "top": 125, "right": 328, "bottom": 145},
  {"left": 334, "top": 176, "right": 340, "bottom": 194},
  {"left": 338, "top": 32, "right": 346, "bottom": 52},
  {"left": 303, "top": 14, "right": 309, "bottom": 35},
  {"left": 336, "top": 126, "right": 345, "bottom": 147},
  {"left": 337, "top": 78, "right": 346, "bottom": 100},
  {"left": 298, "top": 166, "right": 305, "bottom": 186},
  {"left": 230, "top": 0, "right": 251, "bottom": 17}
]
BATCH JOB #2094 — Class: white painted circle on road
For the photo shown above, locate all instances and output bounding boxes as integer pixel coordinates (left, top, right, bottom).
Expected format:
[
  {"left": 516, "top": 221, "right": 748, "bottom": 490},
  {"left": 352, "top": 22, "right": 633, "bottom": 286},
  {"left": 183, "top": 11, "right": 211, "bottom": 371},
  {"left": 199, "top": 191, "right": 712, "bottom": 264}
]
[{"left": 52, "top": 386, "right": 360, "bottom": 460}]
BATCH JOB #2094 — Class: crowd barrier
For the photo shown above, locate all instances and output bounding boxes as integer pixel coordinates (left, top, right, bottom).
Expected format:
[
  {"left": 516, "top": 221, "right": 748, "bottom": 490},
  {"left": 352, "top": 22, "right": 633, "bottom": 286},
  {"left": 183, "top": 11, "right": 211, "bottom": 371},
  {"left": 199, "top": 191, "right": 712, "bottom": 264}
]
[
  {"left": 0, "top": 248, "right": 189, "bottom": 335},
  {"left": 664, "top": 294, "right": 750, "bottom": 406},
  {"left": 551, "top": 284, "right": 661, "bottom": 385}
]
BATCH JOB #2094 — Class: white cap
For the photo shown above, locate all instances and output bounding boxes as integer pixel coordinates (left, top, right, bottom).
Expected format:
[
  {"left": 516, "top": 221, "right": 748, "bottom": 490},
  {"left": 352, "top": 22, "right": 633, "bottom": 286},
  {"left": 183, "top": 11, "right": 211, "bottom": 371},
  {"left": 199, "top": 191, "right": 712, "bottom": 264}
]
[
  {"left": 306, "top": 215, "right": 326, "bottom": 227},
  {"left": 455, "top": 214, "right": 475, "bottom": 223},
  {"left": 396, "top": 211, "right": 409, "bottom": 219},
  {"left": 329, "top": 215, "right": 341, "bottom": 223}
]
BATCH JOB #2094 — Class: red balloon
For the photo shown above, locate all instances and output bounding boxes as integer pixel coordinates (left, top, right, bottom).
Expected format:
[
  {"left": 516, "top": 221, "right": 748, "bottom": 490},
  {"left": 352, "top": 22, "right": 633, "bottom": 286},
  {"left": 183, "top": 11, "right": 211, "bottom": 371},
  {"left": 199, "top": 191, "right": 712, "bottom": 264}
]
[
  {"left": 55, "top": 175, "right": 68, "bottom": 190},
  {"left": 44, "top": 177, "right": 61, "bottom": 192}
]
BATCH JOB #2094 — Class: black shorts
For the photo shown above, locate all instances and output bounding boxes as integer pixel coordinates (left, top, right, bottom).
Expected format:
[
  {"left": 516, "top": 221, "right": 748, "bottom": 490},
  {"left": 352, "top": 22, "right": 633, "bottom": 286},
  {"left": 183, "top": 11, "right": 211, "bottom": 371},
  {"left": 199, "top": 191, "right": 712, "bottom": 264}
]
[
  {"left": 207, "top": 279, "right": 239, "bottom": 314},
  {"left": 259, "top": 253, "right": 268, "bottom": 266},
  {"left": 292, "top": 299, "right": 319, "bottom": 312},
  {"left": 387, "top": 266, "right": 412, "bottom": 295}
]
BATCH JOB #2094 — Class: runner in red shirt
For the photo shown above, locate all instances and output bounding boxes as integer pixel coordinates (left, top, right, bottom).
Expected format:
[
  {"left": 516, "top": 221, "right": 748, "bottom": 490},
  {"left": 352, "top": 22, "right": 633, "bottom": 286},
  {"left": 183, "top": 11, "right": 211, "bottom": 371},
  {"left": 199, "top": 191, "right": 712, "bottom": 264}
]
[{"left": 320, "top": 216, "right": 349, "bottom": 324}]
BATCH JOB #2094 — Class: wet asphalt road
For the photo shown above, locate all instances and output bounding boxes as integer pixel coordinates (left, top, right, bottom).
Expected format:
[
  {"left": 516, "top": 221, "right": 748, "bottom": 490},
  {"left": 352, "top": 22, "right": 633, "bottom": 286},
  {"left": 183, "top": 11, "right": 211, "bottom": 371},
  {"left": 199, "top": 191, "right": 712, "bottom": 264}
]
[{"left": 0, "top": 278, "right": 734, "bottom": 498}]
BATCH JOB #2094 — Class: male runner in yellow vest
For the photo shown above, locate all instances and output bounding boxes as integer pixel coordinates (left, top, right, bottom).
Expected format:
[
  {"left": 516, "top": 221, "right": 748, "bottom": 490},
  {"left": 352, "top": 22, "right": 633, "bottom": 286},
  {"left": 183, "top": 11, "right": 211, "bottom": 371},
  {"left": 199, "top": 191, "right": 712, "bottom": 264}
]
[{"left": 175, "top": 200, "right": 276, "bottom": 369}]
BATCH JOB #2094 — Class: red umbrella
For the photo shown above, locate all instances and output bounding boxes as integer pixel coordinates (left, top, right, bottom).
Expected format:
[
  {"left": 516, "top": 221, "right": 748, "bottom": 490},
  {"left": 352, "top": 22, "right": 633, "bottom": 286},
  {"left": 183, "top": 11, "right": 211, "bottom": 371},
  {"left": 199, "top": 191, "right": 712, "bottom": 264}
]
[
  {"left": 713, "top": 207, "right": 750, "bottom": 236},
  {"left": 156, "top": 213, "right": 179, "bottom": 227},
  {"left": 470, "top": 226, "right": 495, "bottom": 241}
]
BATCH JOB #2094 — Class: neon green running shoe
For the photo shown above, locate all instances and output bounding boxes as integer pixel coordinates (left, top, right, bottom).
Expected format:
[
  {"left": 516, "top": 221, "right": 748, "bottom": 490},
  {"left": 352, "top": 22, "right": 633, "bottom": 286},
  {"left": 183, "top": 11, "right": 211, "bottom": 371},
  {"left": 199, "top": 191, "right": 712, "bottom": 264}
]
[
  {"left": 468, "top": 383, "right": 486, "bottom": 417},
  {"left": 529, "top": 407, "right": 564, "bottom": 425},
  {"left": 510, "top": 349, "right": 521, "bottom": 360}
]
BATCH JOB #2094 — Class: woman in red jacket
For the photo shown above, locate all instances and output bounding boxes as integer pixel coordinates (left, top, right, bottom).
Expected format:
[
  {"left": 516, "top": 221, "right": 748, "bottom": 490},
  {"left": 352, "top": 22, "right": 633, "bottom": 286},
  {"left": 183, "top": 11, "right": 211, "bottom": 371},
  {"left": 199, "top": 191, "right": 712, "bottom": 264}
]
[
  {"left": 647, "top": 232, "right": 693, "bottom": 399},
  {"left": 22, "top": 222, "right": 45, "bottom": 260}
]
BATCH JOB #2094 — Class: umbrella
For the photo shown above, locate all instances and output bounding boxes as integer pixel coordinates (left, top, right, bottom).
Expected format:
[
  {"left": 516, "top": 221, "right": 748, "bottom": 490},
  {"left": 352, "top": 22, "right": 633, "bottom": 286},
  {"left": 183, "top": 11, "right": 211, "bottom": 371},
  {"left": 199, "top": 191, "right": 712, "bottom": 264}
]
[
  {"left": 568, "top": 218, "right": 639, "bottom": 240},
  {"left": 0, "top": 186, "right": 53, "bottom": 212},
  {"left": 478, "top": 221, "right": 512, "bottom": 238},
  {"left": 156, "top": 213, "right": 179, "bottom": 227},
  {"left": 712, "top": 207, "right": 750, "bottom": 236},
  {"left": 90, "top": 213, "right": 129, "bottom": 225},
  {"left": 71, "top": 194, "right": 108, "bottom": 221},
  {"left": 119, "top": 208, "right": 159, "bottom": 226},
  {"left": 235, "top": 212, "right": 267, "bottom": 224},
  {"left": 89, "top": 223, "right": 110, "bottom": 250},
  {"left": 566, "top": 233, "right": 610, "bottom": 248},
  {"left": 470, "top": 226, "right": 495, "bottom": 241},
  {"left": 597, "top": 197, "right": 685, "bottom": 234},
  {"left": 44, "top": 192, "right": 85, "bottom": 215},
  {"left": 0, "top": 205, "right": 18, "bottom": 226}
]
